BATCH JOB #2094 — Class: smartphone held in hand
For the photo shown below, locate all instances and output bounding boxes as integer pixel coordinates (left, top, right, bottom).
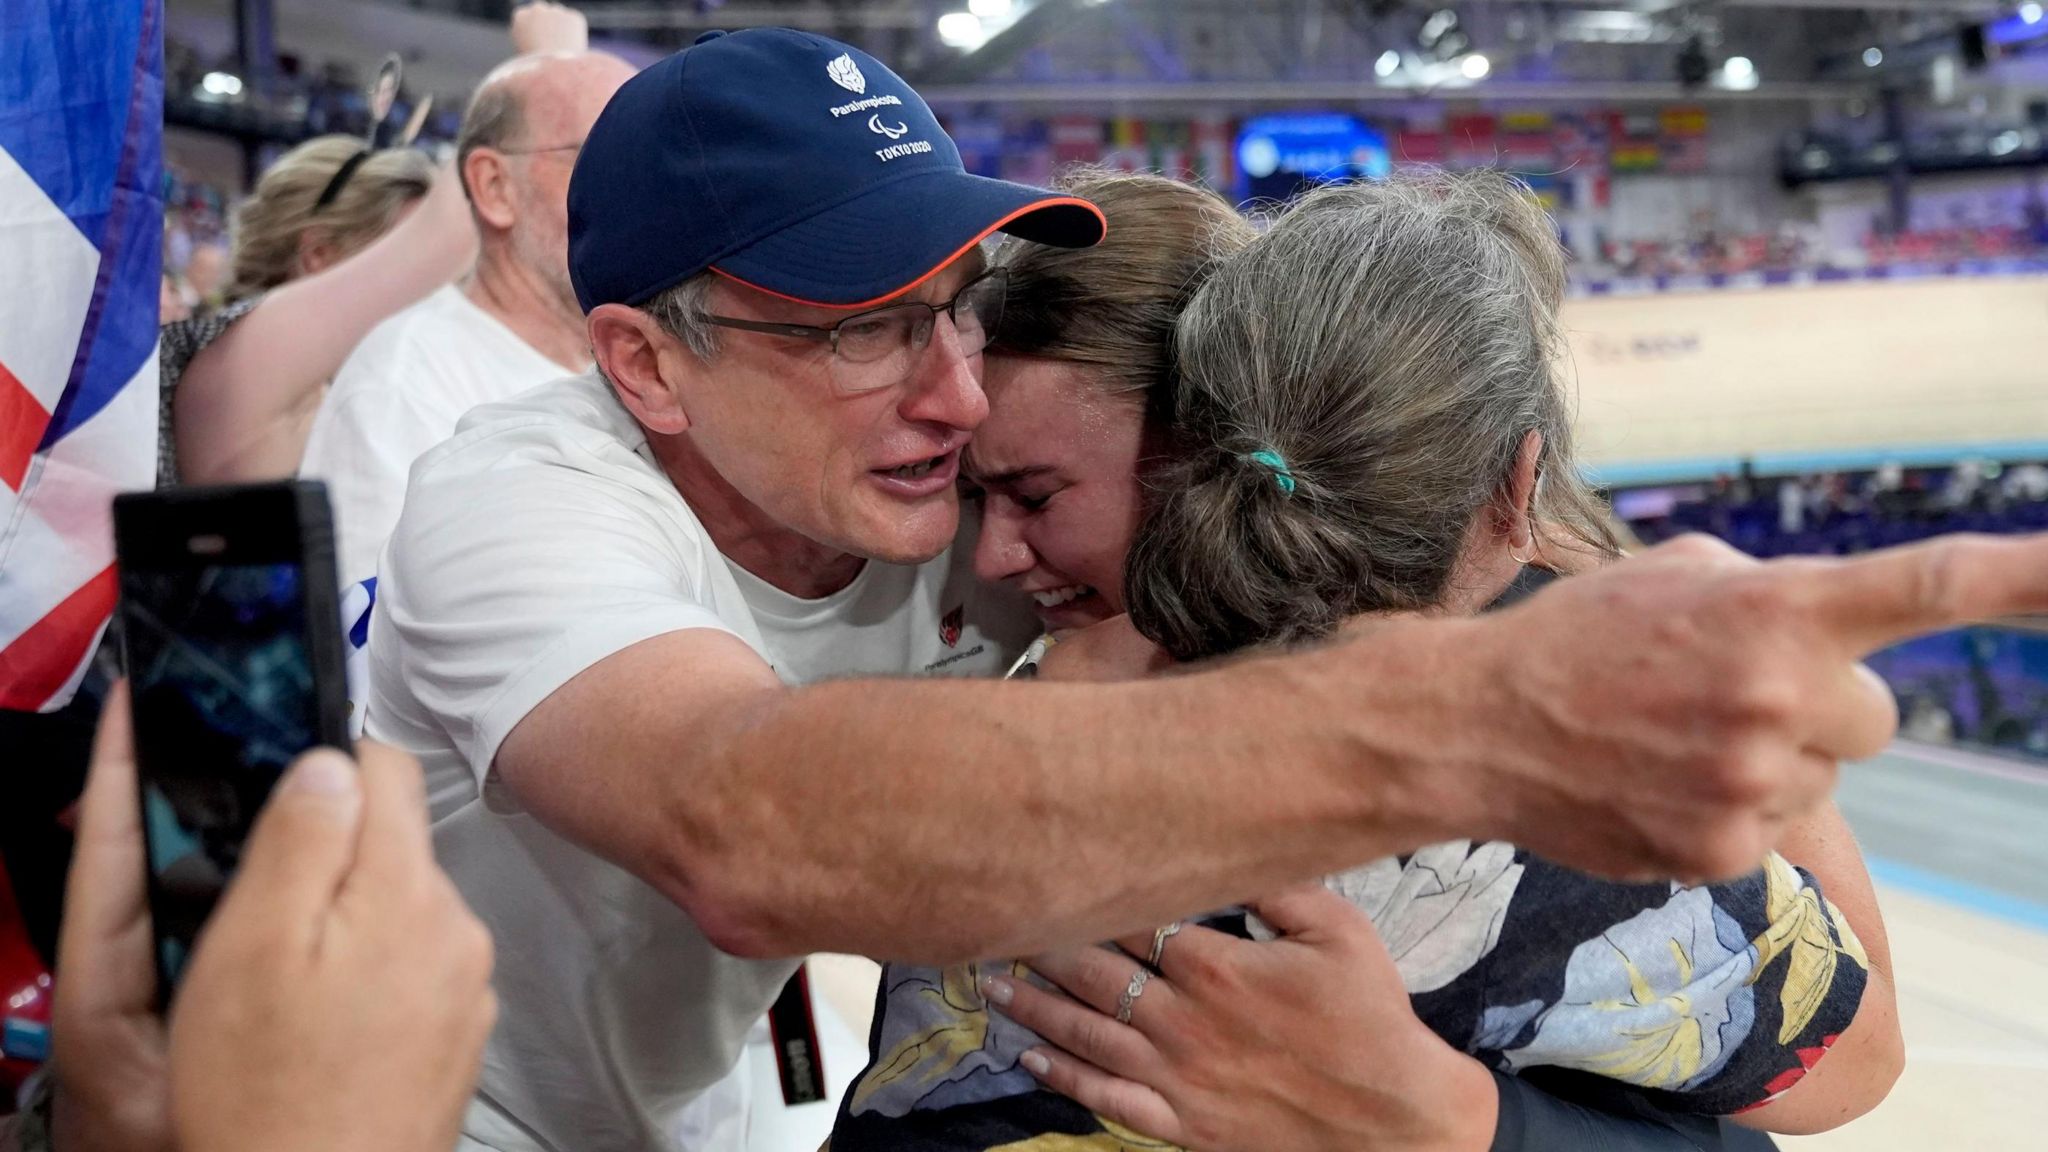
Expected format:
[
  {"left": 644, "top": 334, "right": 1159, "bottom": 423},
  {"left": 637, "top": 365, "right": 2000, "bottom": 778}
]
[{"left": 112, "top": 481, "right": 351, "bottom": 998}]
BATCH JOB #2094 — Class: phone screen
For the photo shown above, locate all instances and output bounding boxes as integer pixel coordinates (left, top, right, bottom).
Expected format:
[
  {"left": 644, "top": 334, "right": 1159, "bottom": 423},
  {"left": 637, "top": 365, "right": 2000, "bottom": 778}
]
[{"left": 115, "top": 483, "right": 346, "bottom": 992}]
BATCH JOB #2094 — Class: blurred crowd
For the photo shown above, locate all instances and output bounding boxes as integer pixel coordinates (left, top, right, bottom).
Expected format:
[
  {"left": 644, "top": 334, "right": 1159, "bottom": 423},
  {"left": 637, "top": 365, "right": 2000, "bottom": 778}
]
[
  {"left": 167, "top": 35, "right": 464, "bottom": 148},
  {"left": 172, "top": 169, "right": 2048, "bottom": 320},
  {"left": 1595, "top": 227, "right": 1819, "bottom": 279},
  {"left": 1624, "top": 458, "right": 2048, "bottom": 558},
  {"left": 1864, "top": 218, "right": 2048, "bottom": 266},
  {"left": 161, "top": 165, "right": 230, "bottom": 323},
  {"left": 1591, "top": 217, "right": 2048, "bottom": 282}
]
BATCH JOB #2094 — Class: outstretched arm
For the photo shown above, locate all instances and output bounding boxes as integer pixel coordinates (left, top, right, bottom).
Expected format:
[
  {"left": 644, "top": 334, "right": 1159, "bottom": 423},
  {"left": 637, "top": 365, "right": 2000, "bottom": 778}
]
[
  {"left": 172, "top": 161, "right": 476, "bottom": 485},
  {"left": 494, "top": 532, "right": 2048, "bottom": 963},
  {"left": 171, "top": 0, "right": 593, "bottom": 485}
]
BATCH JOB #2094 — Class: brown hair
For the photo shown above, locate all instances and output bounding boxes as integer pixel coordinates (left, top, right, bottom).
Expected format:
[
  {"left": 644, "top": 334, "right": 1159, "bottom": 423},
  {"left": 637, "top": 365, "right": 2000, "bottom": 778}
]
[
  {"left": 992, "top": 168, "right": 1259, "bottom": 423},
  {"left": 223, "top": 136, "right": 434, "bottom": 302},
  {"left": 1126, "top": 169, "right": 1620, "bottom": 661}
]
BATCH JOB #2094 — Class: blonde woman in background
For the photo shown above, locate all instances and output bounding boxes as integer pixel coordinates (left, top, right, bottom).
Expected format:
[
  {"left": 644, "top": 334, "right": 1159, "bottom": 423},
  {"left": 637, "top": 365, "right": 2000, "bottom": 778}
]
[
  {"left": 161, "top": 0, "right": 588, "bottom": 486},
  {"left": 219, "top": 137, "right": 441, "bottom": 305},
  {"left": 161, "top": 129, "right": 467, "bottom": 486}
]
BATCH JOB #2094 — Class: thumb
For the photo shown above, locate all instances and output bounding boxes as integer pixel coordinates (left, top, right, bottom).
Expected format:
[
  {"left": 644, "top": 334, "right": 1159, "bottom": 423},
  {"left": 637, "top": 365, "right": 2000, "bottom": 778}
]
[
  {"left": 211, "top": 748, "right": 364, "bottom": 946},
  {"left": 1248, "top": 884, "right": 1408, "bottom": 992},
  {"left": 55, "top": 682, "right": 155, "bottom": 1017},
  {"left": 1244, "top": 882, "right": 1362, "bottom": 941}
]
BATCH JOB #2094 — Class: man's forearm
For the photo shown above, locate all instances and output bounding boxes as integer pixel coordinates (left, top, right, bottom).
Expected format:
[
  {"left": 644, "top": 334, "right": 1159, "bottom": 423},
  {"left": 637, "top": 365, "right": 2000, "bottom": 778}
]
[
  {"left": 647, "top": 624, "right": 1492, "bottom": 963},
  {"left": 1489, "top": 1073, "right": 1744, "bottom": 1152}
]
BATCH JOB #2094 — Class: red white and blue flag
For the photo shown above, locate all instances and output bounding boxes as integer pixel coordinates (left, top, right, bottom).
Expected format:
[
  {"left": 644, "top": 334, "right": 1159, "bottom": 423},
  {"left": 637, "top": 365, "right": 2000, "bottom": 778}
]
[{"left": 0, "top": 0, "right": 163, "bottom": 711}]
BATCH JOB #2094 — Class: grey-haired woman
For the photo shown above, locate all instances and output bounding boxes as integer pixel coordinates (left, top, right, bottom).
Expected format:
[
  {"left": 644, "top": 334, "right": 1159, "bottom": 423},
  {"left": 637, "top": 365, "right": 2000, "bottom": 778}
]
[{"left": 829, "top": 169, "right": 1900, "bottom": 1152}]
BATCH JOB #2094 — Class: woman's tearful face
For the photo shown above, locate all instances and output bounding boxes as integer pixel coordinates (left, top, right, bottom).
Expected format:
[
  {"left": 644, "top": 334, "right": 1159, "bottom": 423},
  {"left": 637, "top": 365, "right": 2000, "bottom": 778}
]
[{"left": 966, "top": 355, "right": 1151, "bottom": 633}]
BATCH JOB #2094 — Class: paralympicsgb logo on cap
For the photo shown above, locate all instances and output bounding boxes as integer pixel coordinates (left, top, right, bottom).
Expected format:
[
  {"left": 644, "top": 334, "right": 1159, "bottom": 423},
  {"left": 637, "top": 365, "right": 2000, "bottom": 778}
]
[{"left": 827, "top": 53, "right": 866, "bottom": 94}]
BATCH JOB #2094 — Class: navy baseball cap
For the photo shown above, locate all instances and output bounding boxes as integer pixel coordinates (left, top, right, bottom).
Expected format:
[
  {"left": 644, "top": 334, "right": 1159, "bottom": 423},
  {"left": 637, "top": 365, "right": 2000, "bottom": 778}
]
[{"left": 568, "top": 28, "right": 1105, "bottom": 313}]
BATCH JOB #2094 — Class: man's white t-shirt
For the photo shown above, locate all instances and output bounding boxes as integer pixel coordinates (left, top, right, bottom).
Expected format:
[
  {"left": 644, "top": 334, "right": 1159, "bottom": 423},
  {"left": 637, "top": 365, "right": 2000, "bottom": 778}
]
[
  {"left": 365, "top": 372, "right": 1037, "bottom": 1152},
  {"left": 300, "top": 284, "right": 573, "bottom": 587}
]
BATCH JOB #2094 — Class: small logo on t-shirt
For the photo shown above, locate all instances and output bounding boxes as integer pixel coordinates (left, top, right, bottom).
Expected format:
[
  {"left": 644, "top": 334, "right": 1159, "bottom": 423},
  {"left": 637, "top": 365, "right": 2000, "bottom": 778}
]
[{"left": 940, "top": 604, "right": 964, "bottom": 648}]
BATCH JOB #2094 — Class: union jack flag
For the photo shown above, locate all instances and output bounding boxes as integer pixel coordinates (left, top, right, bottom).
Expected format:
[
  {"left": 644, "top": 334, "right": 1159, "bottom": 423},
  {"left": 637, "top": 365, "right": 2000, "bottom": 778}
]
[{"left": 0, "top": 0, "right": 163, "bottom": 711}]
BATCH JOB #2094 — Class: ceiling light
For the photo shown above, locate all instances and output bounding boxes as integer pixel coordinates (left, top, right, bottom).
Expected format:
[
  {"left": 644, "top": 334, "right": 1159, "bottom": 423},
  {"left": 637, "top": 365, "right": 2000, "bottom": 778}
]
[
  {"left": 200, "top": 71, "right": 242, "bottom": 97},
  {"left": 1461, "top": 53, "right": 1491, "bottom": 80},
  {"left": 968, "top": 0, "right": 1012, "bottom": 17},
  {"left": 1375, "top": 49, "right": 1402, "bottom": 78},
  {"left": 937, "top": 11, "right": 986, "bottom": 48},
  {"left": 1723, "top": 55, "right": 1758, "bottom": 89},
  {"left": 2023, "top": 3, "right": 2043, "bottom": 24},
  {"left": 1863, "top": 46, "right": 1883, "bottom": 67},
  {"left": 1566, "top": 11, "right": 1661, "bottom": 44},
  {"left": 1991, "top": 130, "right": 2023, "bottom": 155}
]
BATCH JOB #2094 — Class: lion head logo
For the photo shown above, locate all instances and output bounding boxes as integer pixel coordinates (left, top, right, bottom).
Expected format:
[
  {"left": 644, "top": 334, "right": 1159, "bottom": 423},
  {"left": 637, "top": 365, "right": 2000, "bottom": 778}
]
[{"left": 827, "top": 53, "right": 866, "bottom": 94}]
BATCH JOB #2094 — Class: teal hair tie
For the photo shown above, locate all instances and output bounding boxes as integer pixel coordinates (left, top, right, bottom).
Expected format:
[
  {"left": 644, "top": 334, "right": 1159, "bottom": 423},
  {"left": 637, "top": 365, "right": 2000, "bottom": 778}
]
[{"left": 1242, "top": 449, "right": 1297, "bottom": 496}]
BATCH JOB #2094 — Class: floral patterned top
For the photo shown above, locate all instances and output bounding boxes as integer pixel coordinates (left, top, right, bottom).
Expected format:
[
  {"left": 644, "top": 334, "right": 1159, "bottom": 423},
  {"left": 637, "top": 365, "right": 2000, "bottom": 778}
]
[
  {"left": 830, "top": 568, "right": 1870, "bottom": 1150},
  {"left": 829, "top": 847, "right": 1867, "bottom": 1152}
]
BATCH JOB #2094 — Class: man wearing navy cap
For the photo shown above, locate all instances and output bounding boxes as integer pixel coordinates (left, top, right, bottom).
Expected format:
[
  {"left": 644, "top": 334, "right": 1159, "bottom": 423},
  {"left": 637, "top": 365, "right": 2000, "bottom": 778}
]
[
  {"left": 360, "top": 26, "right": 1958, "bottom": 1152},
  {"left": 365, "top": 31, "right": 1110, "bottom": 1150}
]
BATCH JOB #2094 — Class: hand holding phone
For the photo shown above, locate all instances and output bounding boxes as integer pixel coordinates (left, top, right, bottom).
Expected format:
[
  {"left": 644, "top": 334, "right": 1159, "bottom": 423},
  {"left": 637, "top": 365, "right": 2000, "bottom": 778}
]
[
  {"left": 49, "top": 682, "right": 173, "bottom": 1152},
  {"left": 168, "top": 741, "right": 496, "bottom": 1152},
  {"left": 113, "top": 482, "right": 350, "bottom": 995},
  {"left": 52, "top": 686, "right": 494, "bottom": 1152}
]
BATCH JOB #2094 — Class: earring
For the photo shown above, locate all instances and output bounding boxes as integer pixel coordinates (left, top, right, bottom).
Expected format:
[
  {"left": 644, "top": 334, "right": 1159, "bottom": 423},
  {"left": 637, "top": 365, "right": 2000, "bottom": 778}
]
[{"left": 1509, "top": 538, "right": 1537, "bottom": 566}]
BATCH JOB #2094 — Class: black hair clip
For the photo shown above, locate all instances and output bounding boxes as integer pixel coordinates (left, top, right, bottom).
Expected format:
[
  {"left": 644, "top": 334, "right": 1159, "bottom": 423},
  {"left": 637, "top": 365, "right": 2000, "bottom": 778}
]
[{"left": 312, "top": 147, "right": 372, "bottom": 211}]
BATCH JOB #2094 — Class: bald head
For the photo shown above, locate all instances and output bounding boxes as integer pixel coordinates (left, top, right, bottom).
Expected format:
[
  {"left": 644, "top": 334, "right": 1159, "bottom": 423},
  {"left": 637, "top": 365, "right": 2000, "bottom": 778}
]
[
  {"left": 457, "top": 51, "right": 637, "bottom": 324},
  {"left": 456, "top": 51, "right": 635, "bottom": 201}
]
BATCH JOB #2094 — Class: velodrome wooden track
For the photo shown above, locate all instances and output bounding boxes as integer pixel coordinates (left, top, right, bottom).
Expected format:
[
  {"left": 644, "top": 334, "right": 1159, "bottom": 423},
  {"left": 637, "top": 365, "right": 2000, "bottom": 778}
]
[{"left": 750, "top": 741, "right": 2048, "bottom": 1151}]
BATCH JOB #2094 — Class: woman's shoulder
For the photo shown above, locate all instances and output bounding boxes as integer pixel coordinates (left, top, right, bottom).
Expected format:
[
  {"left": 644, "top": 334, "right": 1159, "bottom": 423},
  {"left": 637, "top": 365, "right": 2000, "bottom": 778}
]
[{"left": 160, "top": 294, "right": 262, "bottom": 386}]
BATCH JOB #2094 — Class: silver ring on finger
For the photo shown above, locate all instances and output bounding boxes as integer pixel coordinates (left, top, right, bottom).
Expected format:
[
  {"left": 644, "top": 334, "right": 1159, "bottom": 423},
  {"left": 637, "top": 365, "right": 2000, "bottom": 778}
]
[
  {"left": 1146, "top": 921, "right": 1182, "bottom": 970},
  {"left": 1114, "top": 967, "right": 1149, "bottom": 1025}
]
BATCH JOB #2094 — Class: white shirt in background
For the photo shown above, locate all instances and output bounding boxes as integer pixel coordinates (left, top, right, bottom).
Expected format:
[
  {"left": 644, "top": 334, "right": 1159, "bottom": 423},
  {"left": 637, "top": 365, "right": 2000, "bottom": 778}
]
[
  {"left": 299, "top": 283, "right": 576, "bottom": 587},
  {"left": 364, "top": 372, "right": 1038, "bottom": 1152}
]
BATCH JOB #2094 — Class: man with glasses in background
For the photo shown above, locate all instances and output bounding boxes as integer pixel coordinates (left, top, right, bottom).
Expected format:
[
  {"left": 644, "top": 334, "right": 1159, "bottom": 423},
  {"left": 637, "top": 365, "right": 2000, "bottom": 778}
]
[
  {"left": 300, "top": 39, "right": 636, "bottom": 586},
  {"left": 359, "top": 27, "right": 2024, "bottom": 1152}
]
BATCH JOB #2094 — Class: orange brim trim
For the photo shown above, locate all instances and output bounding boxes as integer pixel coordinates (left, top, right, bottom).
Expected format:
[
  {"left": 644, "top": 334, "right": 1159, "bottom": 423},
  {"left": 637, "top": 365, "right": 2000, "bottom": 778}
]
[{"left": 709, "top": 195, "right": 1107, "bottom": 311}]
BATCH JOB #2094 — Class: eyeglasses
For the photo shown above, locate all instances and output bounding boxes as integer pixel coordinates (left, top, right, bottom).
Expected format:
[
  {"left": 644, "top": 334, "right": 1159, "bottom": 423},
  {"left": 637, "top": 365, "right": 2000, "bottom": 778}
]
[
  {"left": 494, "top": 141, "right": 584, "bottom": 158},
  {"left": 697, "top": 268, "right": 1008, "bottom": 395}
]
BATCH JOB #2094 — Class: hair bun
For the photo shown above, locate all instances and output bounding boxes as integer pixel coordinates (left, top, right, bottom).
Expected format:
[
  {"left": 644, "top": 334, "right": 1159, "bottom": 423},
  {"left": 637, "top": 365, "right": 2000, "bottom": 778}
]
[
  {"left": 1238, "top": 448, "right": 1298, "bottom": 497},
  {"left": 1124, "top": 438, "right": 1358, "bottom": 662}
]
